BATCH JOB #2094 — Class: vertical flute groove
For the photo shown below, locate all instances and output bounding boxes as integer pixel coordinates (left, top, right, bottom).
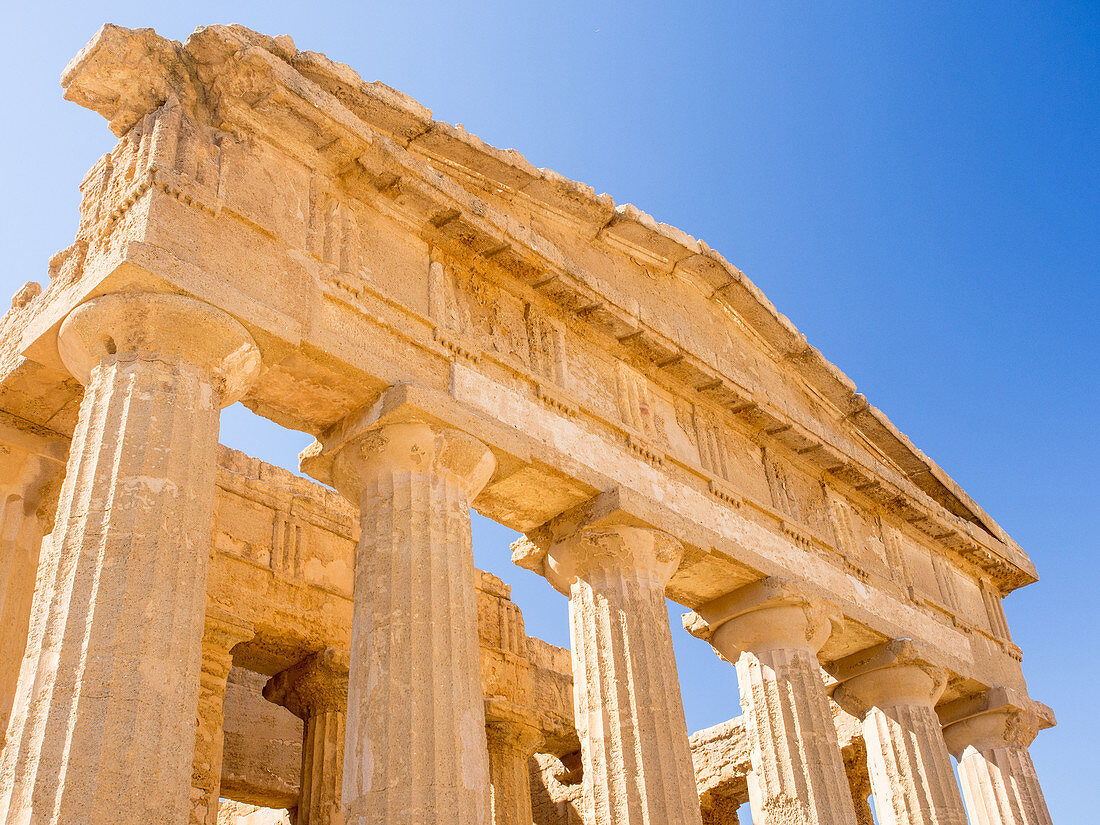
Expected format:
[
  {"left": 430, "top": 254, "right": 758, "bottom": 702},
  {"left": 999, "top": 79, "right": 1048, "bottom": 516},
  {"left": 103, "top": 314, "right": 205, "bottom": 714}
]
[
  {"left": 339, "top": 424, "right": 493, "bottom": 825},
  {"left": 735, "top": 646, "right": 856, "bottom": 825},
  {"left": 862, "top": 703, "right": 967, "bottom": 825},
  {"left": 566, "top": 543, "right": 702, "bottom": 825},
  {"left": 0, "top": 355, "right": 226, "bottom": 825}
]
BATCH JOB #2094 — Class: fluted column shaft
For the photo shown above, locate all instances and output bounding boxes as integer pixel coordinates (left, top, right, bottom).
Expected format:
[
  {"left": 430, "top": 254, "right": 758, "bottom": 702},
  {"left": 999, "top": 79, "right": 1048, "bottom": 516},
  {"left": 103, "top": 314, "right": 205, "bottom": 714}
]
[
  {"left": 834, "top": 658, "right": 967, "bottom": 825},
  {"left": 0, "top": 493, "right": 47, "bottom": 748},
  {"left": 549, "top": 523, "right": 702, "bottom": 825},
  {"left": 0, "top": 292, "right": 259, "bottom": 825},
  {"left": 190, "top": 610, "right": 254, "bottom": 825},
  {"left": 943, "top": 707, "right": 1052, "bottom": 825},
  {"left": 326, "top": 421, "right": 496, "bottom": 825},
  {"left": 265, "top": 649, "right": 350, "bottom": 825},
  {"left": 485, "top": 717, "right": 539, "bottom": 825},
  {"left": 685, "top": 582, "right": 857, "bottom": 825}
]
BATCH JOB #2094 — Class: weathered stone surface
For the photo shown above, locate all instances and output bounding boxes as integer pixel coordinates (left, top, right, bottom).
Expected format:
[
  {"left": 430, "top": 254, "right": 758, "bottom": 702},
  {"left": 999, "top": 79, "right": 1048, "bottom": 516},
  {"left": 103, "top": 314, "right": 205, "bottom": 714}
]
[
  {"left": 832, "top": 641, "right": 969, "bottom": 825},
  {"left": 690, "top": 719, "right": 750, "bottom": 823},
  {"left": 940, "top": 689, "right": 1054, "bottom": 825},
  {"left": 217, "top": 800, "right": 292, "bottom": 825},
  {"left": 192, "top": 609, "right": 256, "bottom": 825},
  {"left": 685, "top": 578, "right": 856, "bottom": 825},
  {"left": 264, "top": 649, "right": 350, "bottom": 825},
  {"left": 0, "top": 414, "right": 64, "bottom": 748},
  {"left": 304, "top": 409, "right": 497, "bottom": 825},
  {"left": 518, "top": 491, "right": 703, "bottom": 825},
  {"left": 0, "top": 293, "right": 258, "bottom": 825},
  {"left": 0, "top": 22, "right": 1056, "bottom": 825}
]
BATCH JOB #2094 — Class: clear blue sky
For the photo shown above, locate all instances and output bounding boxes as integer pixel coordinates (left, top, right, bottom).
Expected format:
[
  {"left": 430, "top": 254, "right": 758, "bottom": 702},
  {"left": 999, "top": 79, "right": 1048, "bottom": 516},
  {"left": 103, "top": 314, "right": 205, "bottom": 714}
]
[{"left": 2, "top": 2, "right": 1096, "bottom": 821}]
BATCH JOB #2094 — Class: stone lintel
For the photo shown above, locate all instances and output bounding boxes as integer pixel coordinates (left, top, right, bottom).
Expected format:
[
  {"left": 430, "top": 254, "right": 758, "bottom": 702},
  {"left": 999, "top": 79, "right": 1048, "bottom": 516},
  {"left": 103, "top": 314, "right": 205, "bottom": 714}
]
[
  {"left": 49, "top": 24, "right": 1038, "bottom": 593},
  {"left": 483, "top": 696, "right": 539, "bottom": 730},
  {"left": 263, "top": 648, "right": 350, "bottom": 720},
  {"left": 18, "top": 242, "right": 310, "bottom": 384},
  {"left": 299, "top": 381, "right": 529, "bottom": 491},
  {"left": 0, "top": 411, "right": 69, "bottom": 465},
  {"left": 936, "top": 686, "right": 1056, "bottom": 731},
  {"left": 682, "top": 576, "right": 840, "bottom": 644}
]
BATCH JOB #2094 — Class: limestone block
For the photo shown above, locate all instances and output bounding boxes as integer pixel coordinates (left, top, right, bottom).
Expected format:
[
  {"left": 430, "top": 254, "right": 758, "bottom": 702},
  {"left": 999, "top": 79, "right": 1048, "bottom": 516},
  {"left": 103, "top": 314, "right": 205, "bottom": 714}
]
[
  {"left": 222, "top": 668, "right": 303, "bottom": 809},
  {"left": 0, "top": 22, "right": 1057, "bottom": 825},
  {"left": 689, "top": 719, "right": 750, "bottom": 822},
  {"left": 306, "top": 414, "right": 497, "bottom": 825},
  {"left": 264, "top": 649, "right": 350, "bottom": 825},
  {"left": 217, "top": 800, "right": 293, "bottom": 825},
  {"left": 192, "top": 609, "right": 256, "bottom": 825}
]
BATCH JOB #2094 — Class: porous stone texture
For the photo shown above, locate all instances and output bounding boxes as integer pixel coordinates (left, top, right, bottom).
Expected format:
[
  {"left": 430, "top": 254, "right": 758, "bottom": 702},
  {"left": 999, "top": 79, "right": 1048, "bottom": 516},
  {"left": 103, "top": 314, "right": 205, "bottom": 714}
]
[
  {"left": 0, "top": 22, "right": 1058, "bottom": 825},
  {"left": 485, "top": 717, "right": 540, "bottom": 825},
  {"left": 941, "top": 695, "right": 1053, "bottom": 825},
  {"left": 0, "top": 460, "right": 56, "bottom": 748},
  {"left": 689, "top": 719, "right": 749, "bottom": 825},
  {"left": 192, "top": 610, "right": 256, "bottom": 825},
  {"left": 0, "top": 293, "right": 258, "bottom": 825},
  {"left": 264, "top": 649, "right": 350, "bottom": 825},
  {"left": 316, "top": 420, "right": 496, "bottom": 825},
  {"left": 523, "top": 499, "right": 702, "bottom": 825},
  {"left": 832, "top": 641, "right": 968, "bottom": 825},
  {"left": 220, "top": 667, "right": 303, "bottom": 810},
  {"left": 685, "top": 578, "right": 856, "bottom": 825},
  {"left": 530, "top": 753, "right": 584, "bottom": 825},
  {"left": 217, "top": 800, "right": 293, "bottom": 825}
]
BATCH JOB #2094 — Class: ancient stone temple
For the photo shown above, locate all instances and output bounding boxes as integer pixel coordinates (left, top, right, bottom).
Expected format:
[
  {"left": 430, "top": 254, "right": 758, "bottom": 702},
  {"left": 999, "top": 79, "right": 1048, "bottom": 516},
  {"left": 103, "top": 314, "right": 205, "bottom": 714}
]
[{"left": 0, "top": 23, "right": 1054, "bottom": 825}]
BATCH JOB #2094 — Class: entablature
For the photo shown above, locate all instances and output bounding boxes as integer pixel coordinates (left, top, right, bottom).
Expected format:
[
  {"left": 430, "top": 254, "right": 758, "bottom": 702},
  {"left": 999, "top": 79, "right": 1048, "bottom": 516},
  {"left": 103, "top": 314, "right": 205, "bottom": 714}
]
[{"left": 49, "top": 23, "right": 1035, "bottom": 594}]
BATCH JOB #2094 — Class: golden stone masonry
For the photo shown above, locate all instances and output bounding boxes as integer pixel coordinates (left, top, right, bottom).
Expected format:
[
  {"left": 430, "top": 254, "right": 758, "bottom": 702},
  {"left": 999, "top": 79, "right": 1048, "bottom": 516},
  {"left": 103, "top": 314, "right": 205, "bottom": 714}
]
[{"left": 0, "top": 23, "right": 1054, "bottom": 825}]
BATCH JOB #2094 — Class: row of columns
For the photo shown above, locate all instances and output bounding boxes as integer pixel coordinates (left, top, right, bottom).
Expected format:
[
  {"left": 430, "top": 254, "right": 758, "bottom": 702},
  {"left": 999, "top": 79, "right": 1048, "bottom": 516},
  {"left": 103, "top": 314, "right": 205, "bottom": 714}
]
[
  {"left": 0, "top": 289, "right": 1055, "bottom": 825},
  {"left": 686, "top": 581, "right": 1054, "bottom": 825}
]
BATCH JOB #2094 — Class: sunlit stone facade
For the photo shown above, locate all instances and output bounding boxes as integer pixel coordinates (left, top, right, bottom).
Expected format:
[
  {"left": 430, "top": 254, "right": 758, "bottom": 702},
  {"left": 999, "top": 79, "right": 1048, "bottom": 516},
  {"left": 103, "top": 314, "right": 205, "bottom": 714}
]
[{"left": 0, "top": 24, "right": 1052, "bottom": 825}]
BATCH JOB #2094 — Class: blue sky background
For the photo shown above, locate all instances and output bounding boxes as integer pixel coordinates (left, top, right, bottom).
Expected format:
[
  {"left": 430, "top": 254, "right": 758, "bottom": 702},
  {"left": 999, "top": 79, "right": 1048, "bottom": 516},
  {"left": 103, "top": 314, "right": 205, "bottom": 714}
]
[{"left": 2, "top": 2, "right": 1096, "bottom": 821}]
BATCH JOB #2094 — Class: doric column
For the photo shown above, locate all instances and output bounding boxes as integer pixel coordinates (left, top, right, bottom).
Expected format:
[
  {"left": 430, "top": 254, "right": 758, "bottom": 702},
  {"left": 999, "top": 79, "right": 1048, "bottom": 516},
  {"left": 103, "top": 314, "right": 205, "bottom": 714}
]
[
  {"left": 0, "top": 498, "right": 47, "bottom": 747},
  {"left": 831, "top": 640, "right": 968, "bottom": 825},
  {"left": 0, "top": 421, "right": 66, "bottom": 748},
  {"left": 264, "top": 648, "right": 350, "bottom": 825},
  {"left": 302, "top": 395, "right": 497, "bottom": 825},
  {"left": 940, "top": 688, "right": 1054, "bottom": 825},
  {"left": 514, "top": 490, "right": 702, "bottom": 825},
  {"left": 484, "top": 703, "right": 541, "bottom": 825},
  {"left": 190, "top": 608, "right": 255, "bottom": 825},
  {"left": 0, "top": 292, "right": 260, "bottom": 825},
  {"left": 684, "top": 577, "right": 857, "bottom": 825},
  {"left": 477, "top": 575, "right": 542, "bottom": 825}
]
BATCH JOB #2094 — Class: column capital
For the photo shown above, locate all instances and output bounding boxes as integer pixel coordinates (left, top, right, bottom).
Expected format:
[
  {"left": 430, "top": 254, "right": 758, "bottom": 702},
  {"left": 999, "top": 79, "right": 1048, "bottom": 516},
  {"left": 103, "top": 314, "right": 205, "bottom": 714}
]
[
  {"left": 829, "top": 640, "right": 948, "bottom": 717},
  {"left": 202, "top": 606, "right": 255, "bottom": 658},
  {"left": 682, "top": 576, "right": 841, "bottom": 660},
  {"left": 939, "top": 688, "right": 1055, "bottom": 759},
  {"left": 512, "top": 487, "right": 686, "bottom": 595},
  {"left": 300, "top": 383, "right": 501, "bottom": 504},
  {"left": 264, "top": 648, "right": 350, "bottom": 719},
  {"left": 57, "top": 291, "right": 260, "bottom": 406}
]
